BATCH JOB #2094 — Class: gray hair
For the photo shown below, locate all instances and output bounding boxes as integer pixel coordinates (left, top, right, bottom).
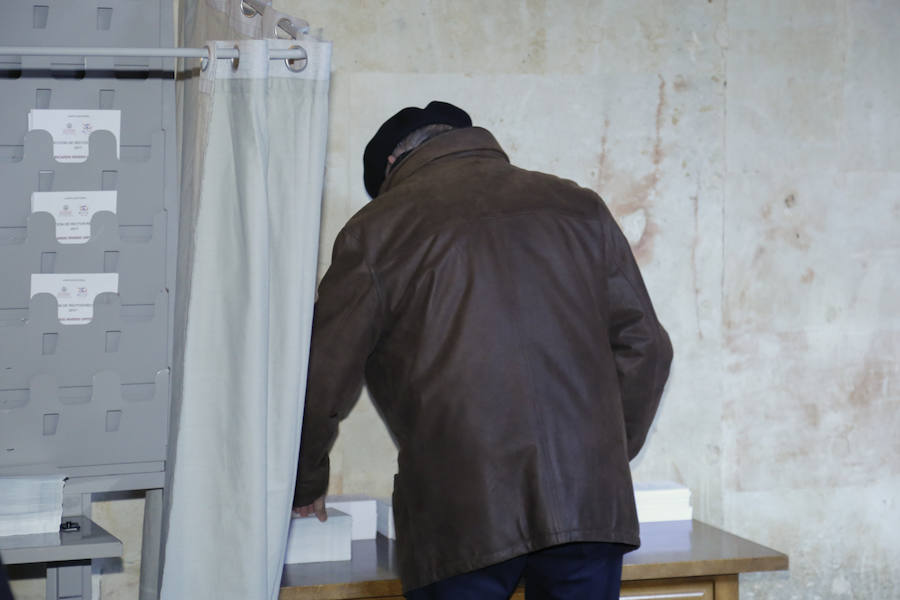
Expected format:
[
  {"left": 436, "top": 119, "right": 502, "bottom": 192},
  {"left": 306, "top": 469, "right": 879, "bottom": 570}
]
[{"left": 386, "top": 123, "right": 456, "bottom": 175}]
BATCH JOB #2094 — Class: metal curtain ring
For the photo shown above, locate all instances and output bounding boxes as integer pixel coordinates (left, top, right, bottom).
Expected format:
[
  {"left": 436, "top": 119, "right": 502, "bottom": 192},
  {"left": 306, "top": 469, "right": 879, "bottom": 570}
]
[
  {"left": 231, "top": 44, "right": 240, "bottom": 70},
  {"left": 284, "top": 45, "right": 308, "bottom": 73},
  {"left": 275, "top": 17, "right": 297, "bottom": 39},
  {"left": 240, "top": 0, "right": 258, "bottom": 17},
  {"left": 201, "top": 43, "right": 212, "bottom": 71}
]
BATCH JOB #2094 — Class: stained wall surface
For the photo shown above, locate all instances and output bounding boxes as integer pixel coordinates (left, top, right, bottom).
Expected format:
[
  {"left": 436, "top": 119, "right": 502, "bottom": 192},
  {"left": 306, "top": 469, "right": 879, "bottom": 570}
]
[
  {"left": 8, "top": 1, "right": 897, "bottom": 598},
  {"left": 280, "top": 1, "right": 900, "bottom": 598}
]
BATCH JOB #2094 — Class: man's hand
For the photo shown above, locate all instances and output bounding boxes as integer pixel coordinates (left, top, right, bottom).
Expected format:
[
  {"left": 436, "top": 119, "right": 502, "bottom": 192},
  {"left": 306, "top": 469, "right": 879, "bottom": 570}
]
[{"left": 292, "top": 495, "right": 327, "bottom": 522}]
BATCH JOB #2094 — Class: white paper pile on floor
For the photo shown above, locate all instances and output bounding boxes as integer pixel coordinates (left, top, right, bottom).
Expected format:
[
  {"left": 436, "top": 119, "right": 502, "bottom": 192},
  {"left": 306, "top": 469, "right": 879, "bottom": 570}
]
[
  {"left": 0, "top": 475, "right": 66, "bottom": 537},
  {"left": 325, "top": 495, "right": 377, "bottom": 541},
  {"left": 284, "top": 508, "right": 352, "bottom": 564},
  {"left": 634, "top": 481, "right": 692, "bottom": 523},
  {"left": 376, "top": 498, "right": 395, "bottom": 540}
]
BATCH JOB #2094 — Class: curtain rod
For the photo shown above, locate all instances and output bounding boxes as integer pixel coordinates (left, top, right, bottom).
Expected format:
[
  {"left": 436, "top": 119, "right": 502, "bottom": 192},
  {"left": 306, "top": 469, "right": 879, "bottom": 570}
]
[{"left": 0, "top": 46, "right": 308, "bottom": 61}]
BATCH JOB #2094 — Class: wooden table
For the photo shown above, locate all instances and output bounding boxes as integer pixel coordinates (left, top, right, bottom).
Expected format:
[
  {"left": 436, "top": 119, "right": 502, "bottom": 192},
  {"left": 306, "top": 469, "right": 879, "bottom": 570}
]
[{"left": 280, "top": 520, "right": 788, "bottom": 600}]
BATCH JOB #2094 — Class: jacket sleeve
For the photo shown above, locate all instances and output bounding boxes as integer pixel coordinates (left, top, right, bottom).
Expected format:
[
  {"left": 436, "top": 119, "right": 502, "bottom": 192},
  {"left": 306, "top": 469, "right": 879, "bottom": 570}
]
[
  {"left": 294, "top": 228, "right": 383, "bottom": 506},
  {"left": 605, "top": 219, "right": 673, "bottom": 460}
]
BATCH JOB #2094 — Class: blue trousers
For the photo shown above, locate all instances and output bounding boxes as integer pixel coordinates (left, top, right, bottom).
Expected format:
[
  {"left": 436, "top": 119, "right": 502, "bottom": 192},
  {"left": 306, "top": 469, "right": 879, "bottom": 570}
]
[
  {"left": 0, "top": 554, "right": 13, "bottom": 600},
  {"left": 405, "top": 542, "right": 626, "bottom": 600}
]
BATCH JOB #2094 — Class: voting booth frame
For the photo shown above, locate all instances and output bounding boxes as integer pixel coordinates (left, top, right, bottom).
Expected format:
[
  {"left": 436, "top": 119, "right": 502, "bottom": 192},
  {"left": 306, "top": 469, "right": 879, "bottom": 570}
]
[{"left": 0, "top": 2, "right": 177, "bottom": 599}]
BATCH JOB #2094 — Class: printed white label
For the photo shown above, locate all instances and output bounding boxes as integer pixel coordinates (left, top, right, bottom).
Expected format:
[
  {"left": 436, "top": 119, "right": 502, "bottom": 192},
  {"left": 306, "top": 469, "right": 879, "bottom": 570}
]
[
  {"left": 31, "top": 191, "right": 117, "bottom": 244},
  {"left": 30, "top": 273, "right": 119, "bottom": 324},
  {"left": 28, "top": 109, "right": 121, "bottom": 162}
]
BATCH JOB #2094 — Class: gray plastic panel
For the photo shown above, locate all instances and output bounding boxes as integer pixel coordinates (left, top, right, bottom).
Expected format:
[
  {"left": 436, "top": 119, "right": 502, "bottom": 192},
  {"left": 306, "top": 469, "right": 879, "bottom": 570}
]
[
  {"left": 0, "top": 64, "right": 170, "bottom": 153},
  {"left": 0, "top": 0, "right": 176, "bottom": 488},
  {"left": 0, "top": 368, "right": 170, "bottom": 471},
  {"left": 0, "top": 0, "right": 165, "bottom": 48},
  {"left": 0, "top": 210, "right": 166, "bottom": 309},
  {"left": 0, "top": 291, "right": 168, "bottom": 390},
  {"left": 0, "top": 130, "right": 167, "bottom": 228}
]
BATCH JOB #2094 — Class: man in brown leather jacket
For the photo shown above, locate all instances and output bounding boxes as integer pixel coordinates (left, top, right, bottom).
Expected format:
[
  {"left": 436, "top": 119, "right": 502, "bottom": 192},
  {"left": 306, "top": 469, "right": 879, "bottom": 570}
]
[{"left": 294, "top": 102, "right": 673, "bottom": 599}]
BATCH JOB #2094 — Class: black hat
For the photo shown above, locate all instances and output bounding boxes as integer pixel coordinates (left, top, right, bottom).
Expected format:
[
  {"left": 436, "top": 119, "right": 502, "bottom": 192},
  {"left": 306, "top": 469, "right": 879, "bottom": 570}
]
[{"left": 363, "top": 101, "right": 472, "bottom": 198}]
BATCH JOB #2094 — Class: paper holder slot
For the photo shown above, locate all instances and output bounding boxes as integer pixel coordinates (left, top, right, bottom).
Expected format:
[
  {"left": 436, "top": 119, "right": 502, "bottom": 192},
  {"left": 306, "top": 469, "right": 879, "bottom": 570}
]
[
  {"left": 105, "top": 409, "right": 121, "bottom": 432},
  {"left": 43, "top": 412, "right": 59, "bottom": 435},
  {"left": 101, "top": 170, "right": 118, "bottom": 190},
  {"left": 97, "top": 7, "right": 113, "bottom": 31},
  {"left": 42, "top": 332, "right": 58, "bottom": 355},
  {"left": 35, "top": 88, "right": 51, "bottom": 109},
  {"left": 105, "top": 330, "right": 121, "bottom": 353},
  {"left": 40, "top": 251, "right": 56, "bottom": 272},
  {"left": 38, "top": 169, "right": 54, "bottom": 191},
  {"left": 33, "top": 5, "right": 49, "bottom": 29},
  {"left": 103, "top": 251, "right": 119, "bottom": 272}
]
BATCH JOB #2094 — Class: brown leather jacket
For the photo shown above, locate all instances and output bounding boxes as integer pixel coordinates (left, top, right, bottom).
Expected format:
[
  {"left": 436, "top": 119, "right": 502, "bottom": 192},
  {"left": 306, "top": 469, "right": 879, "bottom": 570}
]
[{"left": 295, "top": 127, "right": 673, "bottom": 590}]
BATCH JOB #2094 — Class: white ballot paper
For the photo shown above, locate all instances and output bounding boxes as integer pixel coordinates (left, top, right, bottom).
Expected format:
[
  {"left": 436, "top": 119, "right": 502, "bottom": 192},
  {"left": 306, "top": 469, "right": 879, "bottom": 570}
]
[
  {"left": 285, "top": 508, "right": 352, "bottom": 564},
  {"left": 28, "top": 109, "right": 121, "bottom": 162},
  {"left": 31, "top": 273, "right": 119, "bottom": 324},
  {"left": 31, "top": 191, "right": 117, "bottom": 243},
  {"left": 326, "top": 495, "right": 378, "bottom": 540},
  {"left": 634, "top": 481, "right": 693, "bottom": 523},
  {"left": 0, "top": 475, "right": 66, "bottom": 537}
]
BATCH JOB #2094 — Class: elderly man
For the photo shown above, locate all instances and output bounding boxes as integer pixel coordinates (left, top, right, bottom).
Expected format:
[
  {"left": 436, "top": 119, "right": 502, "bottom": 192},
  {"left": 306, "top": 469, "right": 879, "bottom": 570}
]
[{"left": 294, "top": 101, "right": 672, "bottom": 599}]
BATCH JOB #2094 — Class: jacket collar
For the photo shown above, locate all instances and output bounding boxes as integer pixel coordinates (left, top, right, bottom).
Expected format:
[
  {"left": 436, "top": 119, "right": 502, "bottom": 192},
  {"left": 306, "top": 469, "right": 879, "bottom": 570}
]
[{"left": 378, "top": 127, "right": 509, "bottom": 196}]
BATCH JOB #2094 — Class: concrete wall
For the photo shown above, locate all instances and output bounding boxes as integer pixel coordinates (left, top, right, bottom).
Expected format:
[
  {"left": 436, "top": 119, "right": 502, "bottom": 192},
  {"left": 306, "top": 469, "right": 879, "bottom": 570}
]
[
  {"left": 9, "top": 1, "right": 897, "bottom": 598},
  {"left": 284, "top": 0, "right": 900, "bottom": 598}
]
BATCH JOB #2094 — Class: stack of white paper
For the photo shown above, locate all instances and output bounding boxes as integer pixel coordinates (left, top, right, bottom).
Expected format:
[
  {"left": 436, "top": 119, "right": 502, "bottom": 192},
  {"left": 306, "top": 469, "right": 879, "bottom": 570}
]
[
  {"left": 376, "top": 498, "right": 395, "bottom": 540},
  {"left": 0, "top": 475, "right": 65, "bottom": 537},
  {"left": 634, "top": 482, "right": 692, "bottom": 523},
  {"left": 28, "top": 109, "right": 121, "bottom": 162},
  {"left": 326, "top": 494, "right": 377, "bottom": 540},
  {"left": 284, "top": 508, "right": 352, "bottom": 564}
]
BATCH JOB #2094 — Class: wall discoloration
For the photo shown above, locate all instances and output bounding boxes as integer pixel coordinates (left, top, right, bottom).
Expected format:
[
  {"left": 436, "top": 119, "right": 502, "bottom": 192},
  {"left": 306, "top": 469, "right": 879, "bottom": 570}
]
[
  {"left": 691, "top": 185, "right": 704, "bottom": 339},
  {"left": 597, "top": 75, "right": 668, "bottom": 266},
  {"left": 306, "top": 3, "right": 899, "bottom": 599},
  {"left": 597, "top": 118, "right": 610, "bottom": 180},
  {"left": 288, "top": 4, "right": 896, "bottom": 598},
  {"left": 653, "top": 75, "right": 666, "bottom": 168},
  {"left": 31, "top": 1, "right": 893, "bottom": 599},
  {"left": 1, "top": 0, "right": 892, "bottom": 599},
  {"left": 724, "top": 327, "right": 899, "bottom": 494}
]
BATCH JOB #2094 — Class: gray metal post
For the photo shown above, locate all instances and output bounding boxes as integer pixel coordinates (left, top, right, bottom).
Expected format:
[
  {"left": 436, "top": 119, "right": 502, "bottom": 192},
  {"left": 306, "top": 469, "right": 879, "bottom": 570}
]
[
  {"left": 139, "top": 488, "right": 163, "bottom": 600},
  {"left": 46, "top": 560, "right": 91, "bottom": 600}
]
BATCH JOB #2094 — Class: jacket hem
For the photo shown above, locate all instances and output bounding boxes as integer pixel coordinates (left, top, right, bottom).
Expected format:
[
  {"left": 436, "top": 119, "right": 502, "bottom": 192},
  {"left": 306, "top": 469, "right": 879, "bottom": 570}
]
[{"left": 401, "top": 526, "right": 641, "bottom": 592}]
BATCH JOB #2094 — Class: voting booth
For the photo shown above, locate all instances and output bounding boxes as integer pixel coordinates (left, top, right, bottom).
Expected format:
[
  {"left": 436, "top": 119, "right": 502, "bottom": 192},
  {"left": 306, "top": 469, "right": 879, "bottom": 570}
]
[{"left": 0, "top": 2, "right": 177, "bottom": 599}]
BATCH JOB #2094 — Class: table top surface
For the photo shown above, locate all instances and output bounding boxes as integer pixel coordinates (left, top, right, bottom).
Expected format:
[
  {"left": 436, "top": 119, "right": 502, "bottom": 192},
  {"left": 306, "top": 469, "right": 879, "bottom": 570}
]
[{"left": 280, "top": 519, "right": 788, "bottom": 597}]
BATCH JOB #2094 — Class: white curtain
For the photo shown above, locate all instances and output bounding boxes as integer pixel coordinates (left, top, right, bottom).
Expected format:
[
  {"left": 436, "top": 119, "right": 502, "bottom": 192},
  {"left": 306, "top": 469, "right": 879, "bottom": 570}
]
[{"left": 160, "top": 3, "right": 330, "bottom": 599}]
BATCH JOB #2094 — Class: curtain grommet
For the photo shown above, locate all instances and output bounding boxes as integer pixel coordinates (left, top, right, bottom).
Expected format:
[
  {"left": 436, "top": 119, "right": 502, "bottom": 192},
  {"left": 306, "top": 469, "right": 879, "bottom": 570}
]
[
  {"left": 285, "top": 45, "right": 308, "bottom": 73},
  {"left": 239, "top": 0, "right": 257, "bottom": 18},
  {"left": 276, "top": 17, "right": 298, "bottom": 40},
  {"left": 201, "top": 43, "right": 212, "bottom": 71}
]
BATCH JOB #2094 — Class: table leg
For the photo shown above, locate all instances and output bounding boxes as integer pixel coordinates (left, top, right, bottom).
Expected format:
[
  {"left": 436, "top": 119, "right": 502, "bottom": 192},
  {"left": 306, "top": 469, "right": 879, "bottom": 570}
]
[{"left": 713, "top": 575, "right": 739, "bottom": 600}]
